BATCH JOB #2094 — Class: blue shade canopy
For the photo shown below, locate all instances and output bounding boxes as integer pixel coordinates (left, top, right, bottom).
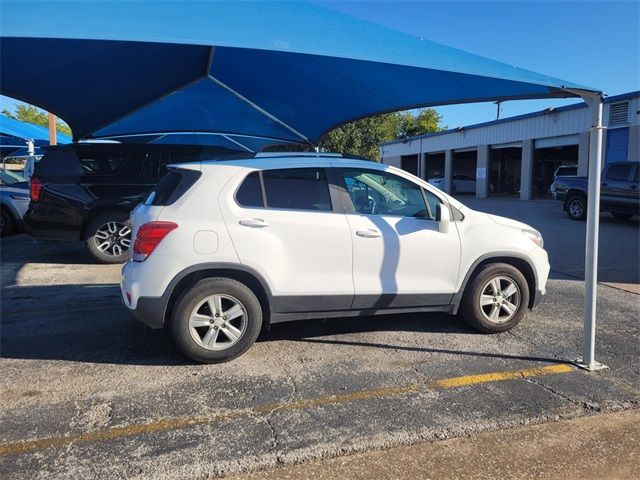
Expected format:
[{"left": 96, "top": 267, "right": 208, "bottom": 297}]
[
  {"left": 0, "top": 115, "right": 71, "bottom": 145},
  {"left": 0, "top": 1, "right": 599, "bottom": 145}
]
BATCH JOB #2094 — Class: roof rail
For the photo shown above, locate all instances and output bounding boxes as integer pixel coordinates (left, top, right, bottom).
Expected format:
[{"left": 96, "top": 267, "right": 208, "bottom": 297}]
[{"left": 255, "top": 152, "right": 342, "bottom": 158}]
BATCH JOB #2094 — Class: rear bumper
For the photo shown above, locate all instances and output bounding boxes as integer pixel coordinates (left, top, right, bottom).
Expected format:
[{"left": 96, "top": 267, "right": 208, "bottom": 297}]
[
  {"left": 122, "top": 292, "right": 167, "bottom": 329},
  {"left": 24, "top": 209, "right": 80, "bottom": 241},
  {"left": 120, "top": 255, "right": 185, "bottom": 329}
]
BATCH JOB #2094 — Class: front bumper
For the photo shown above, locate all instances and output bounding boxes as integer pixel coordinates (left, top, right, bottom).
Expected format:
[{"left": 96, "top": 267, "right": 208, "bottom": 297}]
[{"left": 529, "top": 247, "right": 549, "bottom": 309}]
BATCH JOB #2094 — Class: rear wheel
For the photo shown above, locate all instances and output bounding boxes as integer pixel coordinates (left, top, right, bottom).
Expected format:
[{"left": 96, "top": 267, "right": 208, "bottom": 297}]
[
  {"left": 0, "top": 209, "right": 13, "bottom": 236},
  {"left": 611, "top": 212, "right": 633, "bottom": 221},
  {"left": 566, "top": 194, "right": 587, "bottom": 221},
  {"left": 460, "top": 263, "right": 530, "bottom": 333},
  {"left": 171, "top": 278, "right": 262, "bottom": 363},
  {"left": 84, "top": 211, "right": 132, "bottom": 263}
]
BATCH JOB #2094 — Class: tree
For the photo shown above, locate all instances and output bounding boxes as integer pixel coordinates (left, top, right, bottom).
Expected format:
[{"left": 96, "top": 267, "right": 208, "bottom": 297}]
[
  {"left": 319, "top": 108, "right": 444, "bottom": 161},
  {"left": 2, "top": 104, "right": 72, "bottom": 137}
]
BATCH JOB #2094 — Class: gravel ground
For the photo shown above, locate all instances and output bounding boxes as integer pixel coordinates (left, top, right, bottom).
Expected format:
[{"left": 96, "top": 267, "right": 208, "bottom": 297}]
[{"left": 1, "top": 198, "right": 638, "bottom": 478}]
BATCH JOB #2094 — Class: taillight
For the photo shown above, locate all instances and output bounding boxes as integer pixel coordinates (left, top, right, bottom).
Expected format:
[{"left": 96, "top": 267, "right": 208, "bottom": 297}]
[
  {"left": 133, "top": 221, "right": 178, "bottom": 262},
  {"left": 30, "top": 177, "right": 43, "bottom": 201}
]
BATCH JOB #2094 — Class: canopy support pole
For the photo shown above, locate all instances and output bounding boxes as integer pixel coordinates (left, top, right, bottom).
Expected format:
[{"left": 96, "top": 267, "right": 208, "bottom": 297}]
[
  {"left": 48, "top": 113, "right": 57, "bottom": 145},
  {"left": 575, "top": 91, "right": 608, "bottom": 371}
]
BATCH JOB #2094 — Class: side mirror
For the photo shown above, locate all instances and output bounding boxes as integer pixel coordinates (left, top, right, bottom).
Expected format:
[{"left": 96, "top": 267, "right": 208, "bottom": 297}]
[{"left": 436, "top": 204, "right": 450, "bottom": 234}]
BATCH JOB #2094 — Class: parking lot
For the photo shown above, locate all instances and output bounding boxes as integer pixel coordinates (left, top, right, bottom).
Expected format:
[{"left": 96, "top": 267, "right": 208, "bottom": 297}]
[{"left": 1, "top": 198, "right": 639, "bottom": 479}]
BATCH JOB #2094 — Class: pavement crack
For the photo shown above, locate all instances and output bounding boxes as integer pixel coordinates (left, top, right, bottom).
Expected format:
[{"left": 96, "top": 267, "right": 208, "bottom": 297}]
[
  {"left": 524, "top": 376, "right": 599, "bottom": 412},
  {"left": 264, "top": 415, "right": 283, "bottom": 463}
]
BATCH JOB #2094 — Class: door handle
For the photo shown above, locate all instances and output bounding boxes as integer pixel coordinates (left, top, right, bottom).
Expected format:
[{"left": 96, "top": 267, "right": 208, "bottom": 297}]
[
  {"left": 631, "top": 185, "right": 638, "bottom": 190},
  {"left": 356, "top": 229, "right": 381, "bottom": 238},
  {"left": 239, "top": 218, "right": 269, "bottom": 228},
  {"left": 601, "top": 182, "right": 608, "bottom": 187}
]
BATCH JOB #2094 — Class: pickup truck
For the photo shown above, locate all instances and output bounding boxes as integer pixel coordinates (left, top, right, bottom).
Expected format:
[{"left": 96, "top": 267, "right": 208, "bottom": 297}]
[{"left": 551, "top": 161, "right": 639, "bottom": 221}]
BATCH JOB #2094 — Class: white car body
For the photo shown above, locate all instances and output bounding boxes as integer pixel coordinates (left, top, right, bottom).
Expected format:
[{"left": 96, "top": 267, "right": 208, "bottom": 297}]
[
  {"left": 121, "top": 154, "right": 548, "bottom": 361},
  {"left": 428, "top": 174, "right": 476, "bottom": 194}
]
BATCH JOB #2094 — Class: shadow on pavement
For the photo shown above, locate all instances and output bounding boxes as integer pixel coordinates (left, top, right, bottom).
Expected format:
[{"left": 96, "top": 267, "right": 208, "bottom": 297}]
[{"left": 1, "top": 283, "right": 564, "bottom": 367}]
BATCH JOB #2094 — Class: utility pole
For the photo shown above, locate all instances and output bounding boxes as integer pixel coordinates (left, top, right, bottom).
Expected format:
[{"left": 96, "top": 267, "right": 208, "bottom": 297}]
[
  {"left": 494, "top": 101, "right": 503, "bottom": 120},
  {"left": 48, "top": 113, "right": 57, "bottom": 145}
]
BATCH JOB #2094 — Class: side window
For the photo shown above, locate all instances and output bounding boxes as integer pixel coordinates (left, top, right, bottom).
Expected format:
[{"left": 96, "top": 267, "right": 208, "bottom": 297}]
[
  {"left": 262, "top": 168, "right": 332, "bottom": 211},
  {"left": 605, "top": 164, "right": 632, "bottom": 181},
  {"left": 236, "top": 171, "right": 264, "bottom": 208},
  {"left": 342, "top": 168, "right": 433, "bottom": 219},
  {"left": 78, "top": 150, "right": 131, "bottom": 175}
]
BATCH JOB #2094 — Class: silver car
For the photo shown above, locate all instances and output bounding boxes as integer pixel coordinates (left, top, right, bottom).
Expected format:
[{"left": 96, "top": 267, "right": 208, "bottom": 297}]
[{"left": 0, "top": 169, "right": 30, "bottom": 236}]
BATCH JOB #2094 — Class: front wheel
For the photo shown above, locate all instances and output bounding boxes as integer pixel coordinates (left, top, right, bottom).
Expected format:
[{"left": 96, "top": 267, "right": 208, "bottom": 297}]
[
  {"left": 566, "top": 194, "right": 587, "bottom": 221},
  {"left": 171, "top": 278, "right": 263, "bottom": 363},
  {"left": 460, "top": 263, "right": 530, "bottom": 333}
]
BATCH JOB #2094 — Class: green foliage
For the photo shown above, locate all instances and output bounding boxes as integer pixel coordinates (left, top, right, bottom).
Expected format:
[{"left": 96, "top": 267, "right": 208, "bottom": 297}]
[
  {"left": 320, "top": 108, "right": 444, "bottom": 161},
  {"left": 2, "top": 104, "right": 72, "bottom": 137}
]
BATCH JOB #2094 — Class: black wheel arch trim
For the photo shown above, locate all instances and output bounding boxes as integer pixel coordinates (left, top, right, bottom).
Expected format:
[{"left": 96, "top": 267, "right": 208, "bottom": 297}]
[
  {"left": 140, "top": 262, "right": 275, "bottom": 329},
  {"left": 450, "top": 252, "right": 540, "bottom": 314}
]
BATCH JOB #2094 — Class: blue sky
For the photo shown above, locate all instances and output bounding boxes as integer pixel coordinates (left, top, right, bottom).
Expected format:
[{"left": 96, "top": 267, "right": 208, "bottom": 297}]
[
  {"left": 317, "top": 0, "right": 639, "bottom": 128},
  {"left": 2, "top": 0, "right": 638, "bottom": 131}
]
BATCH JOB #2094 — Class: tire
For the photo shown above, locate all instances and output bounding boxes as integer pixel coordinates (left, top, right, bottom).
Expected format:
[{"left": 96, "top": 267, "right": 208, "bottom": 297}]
[
  {"left": 566, "top": 194, "right": 587, "bottom": 221},
  {"left": 84, "top": 211, "right": 132, "bottom": 264},
  {"left": 171, "top": 278, "right": 263, "bottom": 363},
  {"left": 460, "top": 263, "right": 530, "bottom": 333},
  {"left": 0, "top": 209, "right": 13, "bottom": 237},
  {"left": 611, "top": 212, "right": 633, "bottom": 221}
]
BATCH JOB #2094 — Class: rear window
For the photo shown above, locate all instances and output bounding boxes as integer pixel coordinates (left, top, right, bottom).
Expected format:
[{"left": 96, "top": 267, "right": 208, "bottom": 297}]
[
  {"left": 78, "top": 150, "right": 131, "bottom": 175},
  {"left": 145, "top": 168, "right": 202, "bottom": 206},
  {"left": 236, "top": 171, "right": 264, "bottom": 207},
  {"left": 605, "top": 164, "right": 632, "bottom": 181}
]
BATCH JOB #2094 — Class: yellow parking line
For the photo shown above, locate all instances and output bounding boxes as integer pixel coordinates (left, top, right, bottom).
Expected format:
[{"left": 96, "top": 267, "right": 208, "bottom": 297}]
[
  {"left": 0, "top": 364, "right": 573, "bottom": 456},
  {"left": 430, "top": 364, "right": 574, "bottom": 389}
]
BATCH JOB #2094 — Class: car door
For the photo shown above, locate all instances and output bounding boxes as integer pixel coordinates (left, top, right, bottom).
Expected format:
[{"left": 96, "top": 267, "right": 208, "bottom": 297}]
[
  {"left": 336, "top": 166, "right": 461, "bottom": 310},
  {"left": 601, "top": 163, "right": 634, "bottom": 209},
  {"left": 220, "top": 167, "right": 354, "bottom": 313}
]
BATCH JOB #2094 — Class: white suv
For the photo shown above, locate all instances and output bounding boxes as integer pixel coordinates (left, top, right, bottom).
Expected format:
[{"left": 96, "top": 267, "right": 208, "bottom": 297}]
[{"left": 121, "top": 153, "right": 549, "bottom": 363}]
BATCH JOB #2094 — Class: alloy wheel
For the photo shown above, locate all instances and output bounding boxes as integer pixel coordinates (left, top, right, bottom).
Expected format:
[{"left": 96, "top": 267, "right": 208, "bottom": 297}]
[
  {"left": 188, "top": 294, "right": 247, "bottom": 351},
  {"left": 479, "top": 276, "right": 521, "bottom": 324},
  {"left": 93, "top": 221, "right": 132, "bottom": 257},
  {"left": 568, "top": 199, "right": 583, "bottom": 218}
]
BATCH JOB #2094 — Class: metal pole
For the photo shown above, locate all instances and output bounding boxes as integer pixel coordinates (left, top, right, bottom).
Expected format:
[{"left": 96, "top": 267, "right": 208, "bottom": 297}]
[
  {"left": 578, "top": 93, "right": 608, "bottom": 371},
  {"left": 48, "top": 113, "right": 57, "bottom": 145},
  {"left": 24, "top": 139, "right": 36, "bottom": 181}
]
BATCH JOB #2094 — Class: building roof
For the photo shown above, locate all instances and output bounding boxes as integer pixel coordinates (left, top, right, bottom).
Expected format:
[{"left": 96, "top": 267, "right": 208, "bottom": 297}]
[{"left": 380, "top": 90, "right": 639, "bottom": 147}]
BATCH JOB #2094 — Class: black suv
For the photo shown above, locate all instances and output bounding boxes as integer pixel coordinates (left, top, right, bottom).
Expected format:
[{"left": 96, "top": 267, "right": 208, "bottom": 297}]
[{"left": 25, "top": 143, "right": 238, "bottom": 263}]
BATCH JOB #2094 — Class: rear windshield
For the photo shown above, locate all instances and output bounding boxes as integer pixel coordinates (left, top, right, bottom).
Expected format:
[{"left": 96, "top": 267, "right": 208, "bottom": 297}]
[{"left": 145, "top": 168, "right": 202, "bottom": 206}]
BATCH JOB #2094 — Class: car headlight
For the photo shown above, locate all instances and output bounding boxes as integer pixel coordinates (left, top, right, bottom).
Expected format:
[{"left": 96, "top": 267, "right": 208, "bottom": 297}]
[
  {"left": 554, "top": 183, "right": 567, "bottom": 192},
  {"left": 522, "top": 229, "right": 544, "bottom": 248}
]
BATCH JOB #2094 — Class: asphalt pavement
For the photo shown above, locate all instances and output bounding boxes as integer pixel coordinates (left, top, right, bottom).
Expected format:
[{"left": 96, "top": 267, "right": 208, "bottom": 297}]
[{"left": 1, "top": 198, "right": 638, "bottom": 479}]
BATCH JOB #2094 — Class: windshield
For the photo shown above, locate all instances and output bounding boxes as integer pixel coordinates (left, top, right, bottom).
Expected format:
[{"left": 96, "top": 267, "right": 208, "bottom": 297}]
[{"left": 0, "top": 169, "right": 25, "bottom": 185}]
